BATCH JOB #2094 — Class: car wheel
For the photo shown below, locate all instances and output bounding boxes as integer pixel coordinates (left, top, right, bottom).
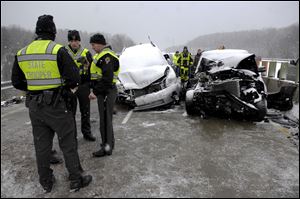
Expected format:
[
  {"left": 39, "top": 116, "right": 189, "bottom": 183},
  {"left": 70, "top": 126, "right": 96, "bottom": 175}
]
[
  {"left": 185, "top": 90, "right": 197, "bottom": 115},
  {"left": 253, "top": 98, "right": 267, "bottom": 122}
]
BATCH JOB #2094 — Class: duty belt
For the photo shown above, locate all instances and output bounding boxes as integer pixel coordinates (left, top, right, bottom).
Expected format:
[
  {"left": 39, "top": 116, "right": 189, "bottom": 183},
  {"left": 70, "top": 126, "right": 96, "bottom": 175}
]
[{"left": 28, "top": 89, "right": 60, "bottom": 106}]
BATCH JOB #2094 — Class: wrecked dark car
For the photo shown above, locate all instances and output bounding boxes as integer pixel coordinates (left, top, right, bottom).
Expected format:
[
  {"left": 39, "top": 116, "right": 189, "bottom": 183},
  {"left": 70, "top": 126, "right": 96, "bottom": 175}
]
[{"left": 186, "top": 49, "right": 267, "bottom": 121}]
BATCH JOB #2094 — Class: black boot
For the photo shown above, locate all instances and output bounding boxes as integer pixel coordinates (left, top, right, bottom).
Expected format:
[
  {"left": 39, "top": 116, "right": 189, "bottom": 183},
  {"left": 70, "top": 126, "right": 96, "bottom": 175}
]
[
  {"left": 41, "top": 175, "right": 56, "bottom": 193},
  {"left": 68, "top": 168, "right": 84, "bottom": 181},
  {"left": 104, "top": 144, "right": 112, "bottom": 156},
  {"left": 92, "top": 148, "right": 106, "bottom": 157},
  {"left": 70, "top": 175, "right": 92, "bottom": 192},
  {"left": 83, "top": 133, "right": 96, "bottom": 142},
  {"left": 50, "top": 150, "right": 63, "bottom": 164}
]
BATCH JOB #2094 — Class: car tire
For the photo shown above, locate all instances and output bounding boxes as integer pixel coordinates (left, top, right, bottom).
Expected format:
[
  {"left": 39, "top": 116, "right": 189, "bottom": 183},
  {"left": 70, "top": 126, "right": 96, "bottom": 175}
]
[
  {"left": 253, "top": 98, "right": 267, "bottom": 122},
  {"left": 185, "top": 90, "right": 197, "bottom": 115}
]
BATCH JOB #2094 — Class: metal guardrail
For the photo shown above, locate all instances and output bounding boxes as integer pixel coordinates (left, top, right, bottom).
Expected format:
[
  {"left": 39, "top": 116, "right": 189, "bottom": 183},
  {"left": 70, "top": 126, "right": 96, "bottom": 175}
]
[
  {"left": 258, "top": 58, "right": 299, "bottom": 103},
  {"left": 1, "top": 81, "right": 13, "bottom": 90},
  {"left": 258, "top": 59, "right": 299, "bottom": 83},
  {"left": 260, "top": 58, "right": 293, "bottom": 62}
]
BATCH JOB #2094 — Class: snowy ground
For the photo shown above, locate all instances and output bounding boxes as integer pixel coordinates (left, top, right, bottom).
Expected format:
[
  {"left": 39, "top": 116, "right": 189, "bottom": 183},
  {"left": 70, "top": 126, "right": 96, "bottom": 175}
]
[
  {"left": 1, "top": 101, "right": 299, "bottom": 198},
  {"left": 285, "top": 103, "right": 299, "bottom": 121}
]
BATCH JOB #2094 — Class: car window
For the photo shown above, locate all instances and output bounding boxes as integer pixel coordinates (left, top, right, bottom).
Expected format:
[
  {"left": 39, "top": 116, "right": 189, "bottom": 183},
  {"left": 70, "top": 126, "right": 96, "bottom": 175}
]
[
  {"left": 236, "top": 55, "right": 258, "bottom": 73},
  {"left": 199, "top": 57, "right": 217, "bottom": 72}
]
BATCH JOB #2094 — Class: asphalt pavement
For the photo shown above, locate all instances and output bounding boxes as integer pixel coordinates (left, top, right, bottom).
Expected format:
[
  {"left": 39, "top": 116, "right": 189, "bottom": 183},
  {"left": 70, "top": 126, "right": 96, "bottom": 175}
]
[{"left": 1, "top": 100, "right": 299, "bottom": 198}]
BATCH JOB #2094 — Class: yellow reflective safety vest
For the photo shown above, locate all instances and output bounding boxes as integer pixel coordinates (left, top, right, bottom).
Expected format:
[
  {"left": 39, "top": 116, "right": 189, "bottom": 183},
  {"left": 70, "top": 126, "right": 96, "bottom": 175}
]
[
  {"left": 90, "top": 47, "right": 120, "bottom": 84},
  {"left": 179, "top": 52, "right": 193, "bottom": 67},
  {"left": 17, "top": 40, "right": 63, "bottom": 91},
  {"left": 179, "top": 52, "right": 193, "bottom": 81},
  {"left": 173, "top": 54, "right": 180, "bottom": 66},
  {"left": 65, "top": 45, "right": 89, "bottom": 75}
]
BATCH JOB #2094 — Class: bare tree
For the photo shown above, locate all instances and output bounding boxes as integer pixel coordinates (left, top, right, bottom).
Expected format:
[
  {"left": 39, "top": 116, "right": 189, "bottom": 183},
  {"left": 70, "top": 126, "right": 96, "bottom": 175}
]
[
  {"left": 1, "top": 26, "right": 136, "bottom": 82},
  {"left": 166, "top": 24, "right": 299, "bottom": 59}
]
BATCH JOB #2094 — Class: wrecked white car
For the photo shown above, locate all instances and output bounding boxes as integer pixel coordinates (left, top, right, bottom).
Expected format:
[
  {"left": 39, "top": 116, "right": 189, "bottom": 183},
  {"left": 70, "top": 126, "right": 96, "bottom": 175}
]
[
  {"left": 186, "top": 49, "right": 267, "bottom": 121},
  {"left": 117, "top": 43, "right": 181, "bottom": 111}
]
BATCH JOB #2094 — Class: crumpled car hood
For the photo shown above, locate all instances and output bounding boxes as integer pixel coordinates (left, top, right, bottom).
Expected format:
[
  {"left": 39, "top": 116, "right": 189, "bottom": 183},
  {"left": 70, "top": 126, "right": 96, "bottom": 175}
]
[
  {"left": 196, "top": 49, "right": 255, "bottom": 73},
  {"left": 202, "top": 49, "right": 252, "bottom": 68},
  {"left": 118, "top": 65, "right": 168, "bottom": 90},
  {"left": 119, "top": 43, "right": 170, "bottom": 90}
]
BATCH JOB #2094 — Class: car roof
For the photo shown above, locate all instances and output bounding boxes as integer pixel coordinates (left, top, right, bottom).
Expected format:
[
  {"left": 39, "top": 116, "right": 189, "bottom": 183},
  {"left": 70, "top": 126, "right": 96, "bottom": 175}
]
[{"left": 201, "top": 49, "right": 255, "bottom": 68}]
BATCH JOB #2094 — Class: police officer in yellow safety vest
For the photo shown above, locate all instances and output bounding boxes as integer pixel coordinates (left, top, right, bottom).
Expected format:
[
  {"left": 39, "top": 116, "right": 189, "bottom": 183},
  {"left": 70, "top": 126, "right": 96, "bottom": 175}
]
[
  {"left": 11, "top": 15, "right": 92, "bottom": 193},
  {"left": 177, "top": 46, "right": 193, "bottom": 82},
  {"left": 88, "top": 33, "right": 120, "bottom": 157},
  {"left": 65, "top": 30, "right": 96, "bottom": 142}
]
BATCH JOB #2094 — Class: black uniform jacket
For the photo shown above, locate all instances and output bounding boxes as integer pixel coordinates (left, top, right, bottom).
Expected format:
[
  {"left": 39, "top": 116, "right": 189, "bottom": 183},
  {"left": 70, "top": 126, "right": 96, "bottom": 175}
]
[{"left": 91, "top": 46, "right": 120, "bottom": 96}]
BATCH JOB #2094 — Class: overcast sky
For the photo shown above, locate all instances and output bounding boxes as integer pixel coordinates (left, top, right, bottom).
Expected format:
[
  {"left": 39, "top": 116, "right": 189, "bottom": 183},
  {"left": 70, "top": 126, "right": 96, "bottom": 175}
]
[{"left": 1, "top": 1, "right": 299, "bottom": 49}]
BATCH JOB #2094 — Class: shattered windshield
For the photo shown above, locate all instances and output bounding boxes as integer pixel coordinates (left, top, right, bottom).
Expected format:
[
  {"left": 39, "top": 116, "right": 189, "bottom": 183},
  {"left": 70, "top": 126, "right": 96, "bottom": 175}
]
[
  {"left": 198, "top": 57, "right": 218, "bottom": 72},
  {"left": 236, "top": 55, "right": 258, "bottom": 73}
]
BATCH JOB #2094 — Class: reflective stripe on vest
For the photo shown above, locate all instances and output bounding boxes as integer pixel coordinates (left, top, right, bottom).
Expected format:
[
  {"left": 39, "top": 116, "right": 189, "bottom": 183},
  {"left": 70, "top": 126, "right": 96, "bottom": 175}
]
[
  {"left": 27, "top": 79, "right": 62, "bottom": 86},
  {"left": 17, "top": 40, "right": 63, "bottom": 91},
  {"left": 90, "top": 47, "right": 120, "bottom": 83},
  {"left": 65, "top": 46, "right": 89, "bottom": 75},
  {"left": 17, "top": 54, "right": 57, "bottom": 61},
  {"left": 180, "top": 66, "right": 189, "bottom": 81}
]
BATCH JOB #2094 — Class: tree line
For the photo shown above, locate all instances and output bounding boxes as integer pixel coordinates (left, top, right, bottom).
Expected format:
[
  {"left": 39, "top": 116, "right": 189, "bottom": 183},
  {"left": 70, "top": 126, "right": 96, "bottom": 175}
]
[
  {"left": 166, "top": 23, "right": 299, "bottom": 59},
  {"left": 1, "top": 25, "right": 136, "bottom": 82}
]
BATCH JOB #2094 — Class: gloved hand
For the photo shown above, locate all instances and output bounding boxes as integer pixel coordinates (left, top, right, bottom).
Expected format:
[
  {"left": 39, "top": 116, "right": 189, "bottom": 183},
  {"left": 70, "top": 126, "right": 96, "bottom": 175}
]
[
  {"left": 77, "top": 56, "right": 88, "bottom": 65},
  {"left": 77, "top": 56, "right": 89, "bottom": 70},
  {"left": 89, "top": 92, "right": 97, "bottom": 100}
]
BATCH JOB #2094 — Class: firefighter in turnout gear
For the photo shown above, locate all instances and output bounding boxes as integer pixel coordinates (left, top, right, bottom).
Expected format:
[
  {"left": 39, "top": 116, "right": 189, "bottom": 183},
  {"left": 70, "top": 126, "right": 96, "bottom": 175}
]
[
  {"left": 177, "top": 46, "right": 193, "bottom": 82},
  {"left": 11, "top": 15, "right": 92, "bottom": 193},
  {"left": 177, "top": 46, "right": 193, "bottom": 100},
  {"left": 65, "top": 30, "right": 96, "bottom": 142},
  {"left": 88, "top": 33, "right": 120, "bottom": 157}
]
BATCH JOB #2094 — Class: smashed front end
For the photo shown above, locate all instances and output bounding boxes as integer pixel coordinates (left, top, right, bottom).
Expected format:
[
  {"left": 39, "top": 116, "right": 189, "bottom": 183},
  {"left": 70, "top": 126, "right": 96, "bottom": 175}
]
[
  {"left": 186, "top": 50, "right": 267, "bottom": 121},
  {"left": 117, "top": 66, "right": 181, "bottom": 111},
  {"left": 117, "top": 43, "right": 181, "bottom": 111}
]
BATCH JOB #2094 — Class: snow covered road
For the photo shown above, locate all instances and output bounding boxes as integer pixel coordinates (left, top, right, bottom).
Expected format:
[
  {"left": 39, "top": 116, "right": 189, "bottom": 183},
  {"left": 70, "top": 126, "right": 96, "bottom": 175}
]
[{"left": 1, "top": 101, "right": 299, "bottom": 197}]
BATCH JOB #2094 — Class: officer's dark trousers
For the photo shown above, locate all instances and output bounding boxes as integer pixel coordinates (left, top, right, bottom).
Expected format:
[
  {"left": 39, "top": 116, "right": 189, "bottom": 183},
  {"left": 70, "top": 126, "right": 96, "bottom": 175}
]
[
  {"left": 96, "top": 86, "right": 117, "bottom": 150},
  {"left": 69, "top": 92, "right": 83, "bottom": 171},
  {"left": 28, "top": 96, "right": 82, "bottom": 184},
  {"left": 74, "top": 82, "right": 91, "bottom": 136}
]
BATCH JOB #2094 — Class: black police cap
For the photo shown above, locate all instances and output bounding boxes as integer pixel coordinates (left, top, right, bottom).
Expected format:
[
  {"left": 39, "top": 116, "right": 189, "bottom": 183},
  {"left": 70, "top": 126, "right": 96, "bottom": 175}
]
[
  {"left": 68, "top": 30, "right": 81, "bottom": 41},
  {"left": 35, "top": 15, "right": 56, "bottom": 35}
]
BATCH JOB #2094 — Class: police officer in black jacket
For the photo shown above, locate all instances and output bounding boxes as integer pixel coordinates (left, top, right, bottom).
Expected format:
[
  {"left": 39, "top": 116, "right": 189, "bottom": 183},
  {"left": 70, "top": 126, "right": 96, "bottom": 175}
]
[
  {"left": 11, "top": 15, "right": 92, "bottom": 193},
  {"left": 65, "top": 30, "right": 96, "bottom": 142},
  {"left": 88, "top": 34, "right": 120, "bottom": 157}
]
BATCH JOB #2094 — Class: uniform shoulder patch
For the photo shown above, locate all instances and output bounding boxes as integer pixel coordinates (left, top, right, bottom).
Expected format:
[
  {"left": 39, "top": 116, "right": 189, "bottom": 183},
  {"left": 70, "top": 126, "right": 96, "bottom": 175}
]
[{"left": 105, "top": 57, "right": 111, "bottom": 64}]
